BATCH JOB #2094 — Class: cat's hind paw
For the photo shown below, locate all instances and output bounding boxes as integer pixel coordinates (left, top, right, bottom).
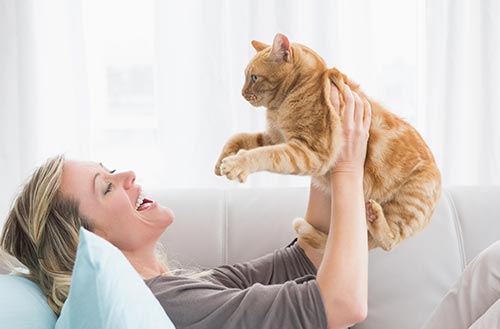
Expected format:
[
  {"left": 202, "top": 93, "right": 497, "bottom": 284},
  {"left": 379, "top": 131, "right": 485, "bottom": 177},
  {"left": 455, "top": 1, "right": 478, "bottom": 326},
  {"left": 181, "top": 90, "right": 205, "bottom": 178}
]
[{"left": 366, "top": 199, "right": 382, "bottom": 223}]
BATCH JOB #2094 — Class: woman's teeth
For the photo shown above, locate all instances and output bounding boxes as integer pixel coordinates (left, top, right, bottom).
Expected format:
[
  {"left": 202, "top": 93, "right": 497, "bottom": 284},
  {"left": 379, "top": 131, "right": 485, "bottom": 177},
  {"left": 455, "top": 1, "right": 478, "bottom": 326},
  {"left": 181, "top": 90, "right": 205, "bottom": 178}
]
[{"left": 136, "top": 194, "right": 145, "bottom": 210}]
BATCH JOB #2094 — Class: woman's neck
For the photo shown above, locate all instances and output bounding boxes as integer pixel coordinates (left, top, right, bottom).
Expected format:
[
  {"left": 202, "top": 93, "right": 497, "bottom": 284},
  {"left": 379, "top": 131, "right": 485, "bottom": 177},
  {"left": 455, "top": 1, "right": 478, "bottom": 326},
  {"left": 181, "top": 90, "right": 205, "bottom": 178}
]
[{"left": 122, "top": 248, "right": 168, "bottom": 280}]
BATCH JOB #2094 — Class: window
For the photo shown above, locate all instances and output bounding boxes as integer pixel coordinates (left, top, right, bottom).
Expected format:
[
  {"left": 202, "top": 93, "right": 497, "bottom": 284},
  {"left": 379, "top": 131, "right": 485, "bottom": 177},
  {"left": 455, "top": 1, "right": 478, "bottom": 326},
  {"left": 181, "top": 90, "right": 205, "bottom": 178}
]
[
  {"left": 81, "top": 0, "right": 423, "bottom": 188},
  {"left": 82, "top": 0, "right": 162, "bottom": 185}
]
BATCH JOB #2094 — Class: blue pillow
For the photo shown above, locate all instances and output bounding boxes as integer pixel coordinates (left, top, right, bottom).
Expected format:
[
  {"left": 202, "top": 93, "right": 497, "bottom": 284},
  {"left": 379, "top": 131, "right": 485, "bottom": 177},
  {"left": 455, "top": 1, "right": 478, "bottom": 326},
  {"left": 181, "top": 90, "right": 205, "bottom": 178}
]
[
  {"left": 0, "top": 274, "right": 57, "bottom": 329},
  {"left": 55, "top": 228, "right": 175, "bottom": 329}
]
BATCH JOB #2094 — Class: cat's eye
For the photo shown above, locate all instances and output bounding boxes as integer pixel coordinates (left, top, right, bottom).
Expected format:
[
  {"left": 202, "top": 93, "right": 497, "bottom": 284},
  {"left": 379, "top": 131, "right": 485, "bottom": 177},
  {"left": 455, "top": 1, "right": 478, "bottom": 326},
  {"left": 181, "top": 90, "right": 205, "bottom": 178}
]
[{"left": 251, "top": 74, "right": 258, "bottom": 82}]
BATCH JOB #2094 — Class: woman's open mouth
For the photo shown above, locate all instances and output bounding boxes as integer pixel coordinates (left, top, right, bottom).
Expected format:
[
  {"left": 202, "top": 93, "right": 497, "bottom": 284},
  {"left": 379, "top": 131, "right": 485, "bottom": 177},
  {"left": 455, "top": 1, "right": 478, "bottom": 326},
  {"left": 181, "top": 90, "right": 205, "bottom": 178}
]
[{"left": 135, "top": 193, "right": 156, "bottom": 211}]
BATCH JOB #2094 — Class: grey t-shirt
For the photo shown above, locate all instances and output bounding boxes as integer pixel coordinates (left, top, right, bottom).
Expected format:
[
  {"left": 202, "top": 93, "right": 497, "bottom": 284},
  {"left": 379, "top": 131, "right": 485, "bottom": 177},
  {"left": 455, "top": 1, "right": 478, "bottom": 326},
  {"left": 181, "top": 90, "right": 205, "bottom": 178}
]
[{"left": 145, "top": 241, "right": 328, "bottom": 329}]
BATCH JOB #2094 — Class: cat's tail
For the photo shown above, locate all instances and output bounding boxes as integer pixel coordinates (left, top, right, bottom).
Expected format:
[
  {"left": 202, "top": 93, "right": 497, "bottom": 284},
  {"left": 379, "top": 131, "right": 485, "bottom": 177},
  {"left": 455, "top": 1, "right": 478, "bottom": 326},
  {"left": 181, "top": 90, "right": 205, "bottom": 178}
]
[{"left": 292, "top": 218, "right": 327, "bottom": 252}]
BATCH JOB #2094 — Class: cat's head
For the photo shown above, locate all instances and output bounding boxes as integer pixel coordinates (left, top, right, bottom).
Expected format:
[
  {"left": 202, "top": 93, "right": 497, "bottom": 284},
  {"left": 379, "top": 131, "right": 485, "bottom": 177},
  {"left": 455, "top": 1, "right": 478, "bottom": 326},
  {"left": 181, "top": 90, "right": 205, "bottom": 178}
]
[{"left": 242, "top": 33, "right": 326, "bottom": 108}]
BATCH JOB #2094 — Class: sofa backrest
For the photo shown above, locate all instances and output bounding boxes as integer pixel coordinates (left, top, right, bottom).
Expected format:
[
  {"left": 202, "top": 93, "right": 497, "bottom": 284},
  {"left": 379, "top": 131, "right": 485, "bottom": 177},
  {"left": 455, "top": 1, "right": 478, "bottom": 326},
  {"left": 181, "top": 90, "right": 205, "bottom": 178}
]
[
  {"left": 1, "top": 186, "right": 498, "bottom": 329},
  {"left": 151, "top": 186, "right": 500, "bottom": 329}
]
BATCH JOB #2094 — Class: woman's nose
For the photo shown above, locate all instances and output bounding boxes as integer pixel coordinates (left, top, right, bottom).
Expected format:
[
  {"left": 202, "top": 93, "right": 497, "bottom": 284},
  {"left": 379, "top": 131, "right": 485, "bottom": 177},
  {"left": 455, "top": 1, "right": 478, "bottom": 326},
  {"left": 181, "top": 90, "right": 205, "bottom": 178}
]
[{"left": 121, "top": 170, "right": 136, "bottom": 189}]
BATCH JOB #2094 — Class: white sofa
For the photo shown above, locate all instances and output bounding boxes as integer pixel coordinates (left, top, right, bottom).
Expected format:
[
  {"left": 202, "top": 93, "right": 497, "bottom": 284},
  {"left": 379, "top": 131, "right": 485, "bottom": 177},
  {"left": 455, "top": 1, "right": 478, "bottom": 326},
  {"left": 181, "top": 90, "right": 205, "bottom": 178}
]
[
  {"left": 1, "top": 185, "right": 499, "bottom": 328},
  {"left": 151, "top": 185, "right": 500, "bottom": 329}
]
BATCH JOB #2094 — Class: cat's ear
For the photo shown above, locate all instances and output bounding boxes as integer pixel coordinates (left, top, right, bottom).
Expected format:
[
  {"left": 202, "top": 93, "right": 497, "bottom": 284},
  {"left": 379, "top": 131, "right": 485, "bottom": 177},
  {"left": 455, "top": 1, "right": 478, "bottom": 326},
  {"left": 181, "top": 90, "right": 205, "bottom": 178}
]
[
  {"left": 251, "top": 40, "right": 269, "bottom": 52},
  {"left": 270, "top": 33, "right": 291, "bottom": 62}
]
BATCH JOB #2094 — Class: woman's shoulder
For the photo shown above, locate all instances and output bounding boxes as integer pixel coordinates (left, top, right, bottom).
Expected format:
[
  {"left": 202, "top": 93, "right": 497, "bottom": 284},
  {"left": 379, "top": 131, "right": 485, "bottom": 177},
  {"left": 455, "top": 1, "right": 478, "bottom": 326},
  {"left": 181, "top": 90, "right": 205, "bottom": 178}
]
[{"left": 144, "top": 271, "right": 221, "bottom": 291}]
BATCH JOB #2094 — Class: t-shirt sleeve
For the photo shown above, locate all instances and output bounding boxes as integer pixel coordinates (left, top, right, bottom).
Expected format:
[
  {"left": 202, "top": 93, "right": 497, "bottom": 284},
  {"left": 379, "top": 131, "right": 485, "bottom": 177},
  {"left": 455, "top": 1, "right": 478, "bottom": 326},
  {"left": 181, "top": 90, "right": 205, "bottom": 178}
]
[
  {"left": 145, "top": 274, "right": 328, "bottom": 329},
  {"left": 208, "top": 242, "right": 317, "bottom": 289}
]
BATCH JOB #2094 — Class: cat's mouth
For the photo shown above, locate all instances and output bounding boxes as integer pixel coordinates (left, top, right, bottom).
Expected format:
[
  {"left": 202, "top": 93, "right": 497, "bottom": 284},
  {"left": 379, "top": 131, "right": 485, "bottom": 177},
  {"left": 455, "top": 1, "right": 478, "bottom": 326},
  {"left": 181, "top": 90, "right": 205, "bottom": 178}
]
[{"left": 243, "top": 93, "right": 258, "bottom": 104}]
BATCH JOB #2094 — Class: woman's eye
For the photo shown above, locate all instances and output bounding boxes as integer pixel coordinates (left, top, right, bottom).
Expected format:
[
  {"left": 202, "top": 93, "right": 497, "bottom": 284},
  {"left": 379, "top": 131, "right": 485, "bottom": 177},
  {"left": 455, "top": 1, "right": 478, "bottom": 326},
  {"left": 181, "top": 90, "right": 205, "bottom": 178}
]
[
  {"left": 104, "top": 183, "right": 112, "bottom": 195},
  {"left": 109, "top": 169, "right": 116, "bottom": 174},
  {"left": 251, "top": 74, "right": 258, "bottom": 82}
]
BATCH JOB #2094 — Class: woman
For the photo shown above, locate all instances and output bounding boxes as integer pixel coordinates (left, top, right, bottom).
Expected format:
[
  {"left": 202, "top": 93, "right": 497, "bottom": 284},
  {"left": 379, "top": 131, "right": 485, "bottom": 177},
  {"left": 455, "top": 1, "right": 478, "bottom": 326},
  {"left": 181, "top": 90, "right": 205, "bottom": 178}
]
[{"left": 1, "top": 84, "right": 370, "bottom": 329}]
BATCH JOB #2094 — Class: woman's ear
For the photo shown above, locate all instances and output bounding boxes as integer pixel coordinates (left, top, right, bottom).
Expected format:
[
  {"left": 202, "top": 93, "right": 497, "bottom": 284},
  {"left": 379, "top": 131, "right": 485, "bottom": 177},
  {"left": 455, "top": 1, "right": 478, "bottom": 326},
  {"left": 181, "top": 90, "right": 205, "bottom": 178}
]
[{"left": 270, "top": 33, "right": 291, "bottom": 62}]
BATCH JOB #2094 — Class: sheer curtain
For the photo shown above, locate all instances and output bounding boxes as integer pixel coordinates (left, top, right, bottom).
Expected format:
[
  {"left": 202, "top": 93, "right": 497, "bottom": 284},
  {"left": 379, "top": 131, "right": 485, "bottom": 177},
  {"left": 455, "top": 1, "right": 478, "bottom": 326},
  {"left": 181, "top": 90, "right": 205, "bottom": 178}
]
[
  {"left": 1, "top": 0, "right": 498, "bottom": 224},
  {"left": 154, "top": 0, "right": 419, "bottom": 188},
  {"left": 0, "top": 0, "right": 89, "bottom": 223},
  {"left": 425, "top": 0, "right": 500, "bottom": 185}
]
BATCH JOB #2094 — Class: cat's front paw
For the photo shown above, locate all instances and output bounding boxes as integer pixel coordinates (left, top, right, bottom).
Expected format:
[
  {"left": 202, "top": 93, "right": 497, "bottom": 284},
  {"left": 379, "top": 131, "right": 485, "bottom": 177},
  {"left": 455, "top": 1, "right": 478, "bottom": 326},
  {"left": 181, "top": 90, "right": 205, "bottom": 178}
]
[
  {"left": 215, "top": 154, "right": 231, "bottom": 176},
  {"left": 215, "top": 142, "right": 243, "bottom": 176},
  {"left": 215, "top": 150, "right": 238, "bottom": 176},
  {"left": 220, "top": 150, "right": 252, "bottom": 183}
]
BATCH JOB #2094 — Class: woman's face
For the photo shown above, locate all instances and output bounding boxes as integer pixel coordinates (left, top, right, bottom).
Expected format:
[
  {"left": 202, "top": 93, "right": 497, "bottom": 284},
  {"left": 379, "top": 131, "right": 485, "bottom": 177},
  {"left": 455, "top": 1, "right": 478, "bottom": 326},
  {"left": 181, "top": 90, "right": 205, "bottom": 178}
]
[{"left": 60, "top": 160, "right": 174, "bottom": 252}]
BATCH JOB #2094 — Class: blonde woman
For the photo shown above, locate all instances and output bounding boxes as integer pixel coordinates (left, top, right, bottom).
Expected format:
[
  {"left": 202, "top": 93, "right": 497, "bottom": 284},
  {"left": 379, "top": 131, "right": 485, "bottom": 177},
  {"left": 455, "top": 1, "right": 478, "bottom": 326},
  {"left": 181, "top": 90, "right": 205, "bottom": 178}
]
[{"left": 1, "top": 85, "right": 370, "bottom": 329}]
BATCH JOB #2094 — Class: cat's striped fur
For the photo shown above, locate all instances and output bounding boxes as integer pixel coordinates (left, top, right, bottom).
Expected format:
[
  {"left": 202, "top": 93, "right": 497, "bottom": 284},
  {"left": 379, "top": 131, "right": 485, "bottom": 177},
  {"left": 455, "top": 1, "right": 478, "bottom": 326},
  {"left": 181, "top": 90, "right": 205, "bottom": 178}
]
[{"left": 215, "top": 34, "right": 441, "bottom": 251}]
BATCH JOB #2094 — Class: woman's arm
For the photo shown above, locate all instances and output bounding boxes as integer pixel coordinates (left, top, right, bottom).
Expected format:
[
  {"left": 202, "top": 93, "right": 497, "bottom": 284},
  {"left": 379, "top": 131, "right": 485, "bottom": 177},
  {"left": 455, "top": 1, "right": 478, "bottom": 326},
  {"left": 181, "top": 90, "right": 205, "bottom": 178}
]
[
  {"left": 301, "top": 82, "right": 342, "bottom": 239},
  {"left": 304, "top": 183, "right": 332, "bottom": 236},
  {"left": 298, "top": 183, "right": 331, "bottom": 269},
  {"left": 298, "top": 84, "right": 351, "bottom": 270},
  {"left": 303, "top": 84, "right": 371, "bottom": 329}
]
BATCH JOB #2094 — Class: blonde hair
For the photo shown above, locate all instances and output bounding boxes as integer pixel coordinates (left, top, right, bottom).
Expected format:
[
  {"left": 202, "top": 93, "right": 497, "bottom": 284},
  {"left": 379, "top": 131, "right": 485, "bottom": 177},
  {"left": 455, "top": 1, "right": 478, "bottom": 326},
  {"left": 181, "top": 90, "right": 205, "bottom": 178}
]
[
  {"left": 0, "top": 155, "right": 213, "bottom": 315},
  {"left": 0, "top": 155, "right": 91, "bottom": 315}
]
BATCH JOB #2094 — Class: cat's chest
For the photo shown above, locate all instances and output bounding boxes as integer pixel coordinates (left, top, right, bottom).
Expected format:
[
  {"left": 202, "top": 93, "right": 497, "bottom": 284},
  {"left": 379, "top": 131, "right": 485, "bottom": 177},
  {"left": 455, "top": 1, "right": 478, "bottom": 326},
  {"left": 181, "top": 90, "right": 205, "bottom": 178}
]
[{"left": 266, "top": 110, "right": 287, "bottom": 143}]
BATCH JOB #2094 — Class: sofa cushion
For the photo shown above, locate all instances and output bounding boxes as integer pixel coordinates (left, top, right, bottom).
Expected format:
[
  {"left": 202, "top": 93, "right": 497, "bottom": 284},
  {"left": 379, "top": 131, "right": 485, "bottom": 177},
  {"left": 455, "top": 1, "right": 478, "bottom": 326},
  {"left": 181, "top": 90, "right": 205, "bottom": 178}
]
[
  {"left": 448, "top": 186, "right": 500, "bottom": 263},
  {"left": 357, "top": 191, "right": 465, "bottom": 329}
]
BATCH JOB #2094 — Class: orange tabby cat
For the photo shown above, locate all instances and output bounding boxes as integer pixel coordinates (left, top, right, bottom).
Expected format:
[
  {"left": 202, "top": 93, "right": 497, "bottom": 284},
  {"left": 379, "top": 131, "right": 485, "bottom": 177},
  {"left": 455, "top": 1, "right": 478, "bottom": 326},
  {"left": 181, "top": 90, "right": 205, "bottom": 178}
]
[{"left": 214, "top": 33, "right": 441, "bottom": 251}]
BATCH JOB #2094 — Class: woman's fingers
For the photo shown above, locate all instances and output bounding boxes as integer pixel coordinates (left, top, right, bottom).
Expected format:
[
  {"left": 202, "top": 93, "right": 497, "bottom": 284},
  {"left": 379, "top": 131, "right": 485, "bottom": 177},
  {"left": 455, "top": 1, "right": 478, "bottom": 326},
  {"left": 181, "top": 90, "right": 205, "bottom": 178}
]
[
  {"left": 353, "top": 92, "right": 364, "bottom": 126},
  {"left": 330, "top": 83, "right": 340, "bottom": 110},
  {"left": 331, "top": 84, "right": 371, "bottom": 173},
  {"left": 363, "top": 98, "right": 372, "bottom": 133},
  {"left": 343, "top": 86, "right": 371, "bottom": 137},
  {"left": 343, "top": 85, "right": 355, "bottom": 126}
]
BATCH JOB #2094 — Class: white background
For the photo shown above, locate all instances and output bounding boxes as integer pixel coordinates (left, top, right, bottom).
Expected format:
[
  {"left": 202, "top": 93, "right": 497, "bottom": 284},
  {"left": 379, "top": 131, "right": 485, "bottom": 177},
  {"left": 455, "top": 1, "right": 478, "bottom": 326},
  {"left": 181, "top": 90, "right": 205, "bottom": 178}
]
[{"left": 1, "top": 0, "right": 499, "bottom": 224}]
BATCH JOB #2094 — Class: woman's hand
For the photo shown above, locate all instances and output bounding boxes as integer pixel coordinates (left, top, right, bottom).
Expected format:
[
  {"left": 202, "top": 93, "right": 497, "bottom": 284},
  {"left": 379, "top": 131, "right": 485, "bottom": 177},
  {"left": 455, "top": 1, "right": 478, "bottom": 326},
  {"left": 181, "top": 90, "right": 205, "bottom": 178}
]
[
  {"left": 301, "top": 84, "right": 372, "bottom": 247},
  {"left": 330, "top": 84, "right": 371, "bottom": 175},
  {"left": 313, "top": 82, "right": 371, "bottom": 329}
]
